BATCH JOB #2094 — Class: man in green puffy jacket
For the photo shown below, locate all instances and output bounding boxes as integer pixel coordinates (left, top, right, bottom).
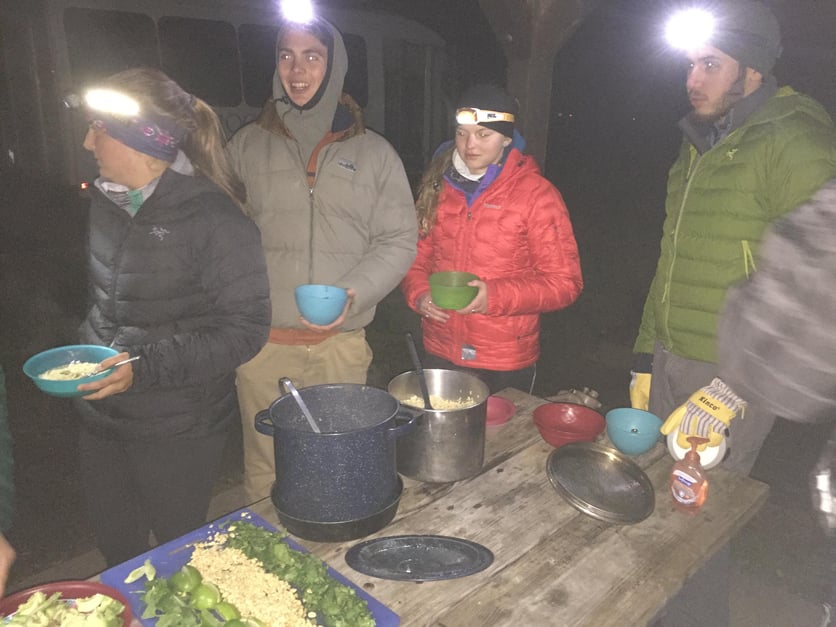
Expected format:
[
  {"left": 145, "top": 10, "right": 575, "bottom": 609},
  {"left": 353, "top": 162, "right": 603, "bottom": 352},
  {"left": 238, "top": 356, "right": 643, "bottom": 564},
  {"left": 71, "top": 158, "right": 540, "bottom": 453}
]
[{"left": 631, "top": 1, "right": 836, "bottom": 476}]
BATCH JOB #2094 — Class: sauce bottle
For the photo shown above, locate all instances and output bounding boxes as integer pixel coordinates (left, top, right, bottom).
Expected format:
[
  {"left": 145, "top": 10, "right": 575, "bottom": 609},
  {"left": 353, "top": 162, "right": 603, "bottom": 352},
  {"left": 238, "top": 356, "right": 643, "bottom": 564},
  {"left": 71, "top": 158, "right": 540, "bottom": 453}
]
[{"left": 670, "top": 436, "right": 710, "bottom": 514}]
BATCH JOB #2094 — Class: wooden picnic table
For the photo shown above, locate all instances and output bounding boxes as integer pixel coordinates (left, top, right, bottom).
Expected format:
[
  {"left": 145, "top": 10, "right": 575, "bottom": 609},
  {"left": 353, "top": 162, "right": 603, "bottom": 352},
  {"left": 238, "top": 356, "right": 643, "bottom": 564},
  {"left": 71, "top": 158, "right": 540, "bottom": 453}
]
[{"left": 250, "top": 387, "right": 769, "bottom": 626}]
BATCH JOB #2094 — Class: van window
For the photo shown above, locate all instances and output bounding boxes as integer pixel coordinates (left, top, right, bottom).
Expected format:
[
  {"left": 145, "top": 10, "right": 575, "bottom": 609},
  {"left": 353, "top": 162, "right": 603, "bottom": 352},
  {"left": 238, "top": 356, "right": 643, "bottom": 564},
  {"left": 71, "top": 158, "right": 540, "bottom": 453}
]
[
  {"left": 158, "top": 16, "right": 241, "bottom": 107},
  {"left": 239, "top": 23, "right": 279, "bottom": 108},
  {"left": 342, "top": 33, "right": 368, "bottom": 109},
  {"left": 63, "top": 8, "right": 158, "bottom": 88},
  {"left": 383, "top": 39, "right": 429, "bottom": 185}
]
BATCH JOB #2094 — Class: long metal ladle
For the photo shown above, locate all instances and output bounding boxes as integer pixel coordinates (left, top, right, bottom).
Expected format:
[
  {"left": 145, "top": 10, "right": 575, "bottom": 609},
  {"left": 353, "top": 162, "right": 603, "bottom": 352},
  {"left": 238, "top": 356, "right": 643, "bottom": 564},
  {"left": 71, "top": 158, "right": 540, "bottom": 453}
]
[
  {"left": 279, "top": 377, "right": 321, "bottom": 433},
  {"left": 405, "top": 332, "right": 433, "bottom": 410}
]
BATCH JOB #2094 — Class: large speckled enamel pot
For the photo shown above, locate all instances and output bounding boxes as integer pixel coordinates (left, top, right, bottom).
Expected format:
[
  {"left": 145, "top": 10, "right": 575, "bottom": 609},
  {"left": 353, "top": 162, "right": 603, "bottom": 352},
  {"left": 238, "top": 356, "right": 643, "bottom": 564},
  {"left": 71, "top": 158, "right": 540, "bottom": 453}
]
[{"left": 255, "top": 383, "right": 417, "bottom": 533}]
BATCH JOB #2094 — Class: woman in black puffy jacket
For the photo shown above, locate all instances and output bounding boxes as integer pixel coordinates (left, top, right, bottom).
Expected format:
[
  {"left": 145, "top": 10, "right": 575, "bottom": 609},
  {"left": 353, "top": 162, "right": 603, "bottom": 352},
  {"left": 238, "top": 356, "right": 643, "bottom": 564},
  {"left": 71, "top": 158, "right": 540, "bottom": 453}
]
[{"left": 74, "top": 68, "right": 270, "bottom": 566}]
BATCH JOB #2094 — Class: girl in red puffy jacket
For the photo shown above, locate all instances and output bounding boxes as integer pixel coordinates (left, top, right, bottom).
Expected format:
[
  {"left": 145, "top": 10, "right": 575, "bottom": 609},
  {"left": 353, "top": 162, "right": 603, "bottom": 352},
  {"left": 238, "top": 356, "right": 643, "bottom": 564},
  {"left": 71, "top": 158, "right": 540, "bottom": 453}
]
[{"left": 401, "top": 84, "right": 583, "bottom": 394}]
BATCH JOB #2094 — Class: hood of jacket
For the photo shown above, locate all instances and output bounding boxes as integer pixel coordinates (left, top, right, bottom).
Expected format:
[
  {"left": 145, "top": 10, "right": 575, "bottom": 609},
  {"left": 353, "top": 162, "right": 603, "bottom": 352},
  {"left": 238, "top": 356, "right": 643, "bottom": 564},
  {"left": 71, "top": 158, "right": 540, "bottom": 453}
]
[{"left": 271, "top": 18, "right": 348, "bottom": 160}]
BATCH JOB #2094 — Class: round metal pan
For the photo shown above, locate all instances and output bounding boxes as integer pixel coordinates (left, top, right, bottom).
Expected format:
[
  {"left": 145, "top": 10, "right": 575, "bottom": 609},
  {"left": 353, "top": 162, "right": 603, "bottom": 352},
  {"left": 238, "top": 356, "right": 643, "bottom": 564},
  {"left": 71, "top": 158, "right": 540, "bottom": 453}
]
[
  {"left": 345, "top": 535, "right": 494, "bottom": 581},
  {"left": 546, "top": 441, "right": 655, "bottom": 524}
]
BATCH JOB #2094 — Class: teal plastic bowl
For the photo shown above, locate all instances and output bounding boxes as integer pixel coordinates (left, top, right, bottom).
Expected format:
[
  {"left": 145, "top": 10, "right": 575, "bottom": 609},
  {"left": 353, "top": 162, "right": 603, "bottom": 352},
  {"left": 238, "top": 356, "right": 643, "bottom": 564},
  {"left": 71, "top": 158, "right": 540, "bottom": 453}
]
[
  {"left": 23, "top": 344, "right": 119, "bottom": 398},
  {"left": 294, "top": 284, "right": 348, "bottom": 326},
  {"left": 429, "top": 271, "right": 479, "bottom": 310},
  {"left": 605, "top": 407, "right": 663, "bottom": 456}
]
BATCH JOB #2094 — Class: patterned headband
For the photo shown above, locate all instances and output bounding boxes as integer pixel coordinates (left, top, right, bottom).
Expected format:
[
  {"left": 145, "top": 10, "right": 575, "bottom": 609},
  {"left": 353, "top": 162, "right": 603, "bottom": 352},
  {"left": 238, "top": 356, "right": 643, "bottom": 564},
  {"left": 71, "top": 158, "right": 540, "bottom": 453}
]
[{"left": 84, "top": 88, "right": 188, "bottom": 162}]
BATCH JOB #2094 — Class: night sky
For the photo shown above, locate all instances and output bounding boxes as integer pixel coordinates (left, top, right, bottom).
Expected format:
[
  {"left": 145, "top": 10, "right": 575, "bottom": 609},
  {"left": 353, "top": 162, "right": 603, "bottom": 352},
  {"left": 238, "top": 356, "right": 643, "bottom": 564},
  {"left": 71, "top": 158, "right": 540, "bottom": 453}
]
[{"left": 333, "top": 0, "right": 836, "bottom": 186}]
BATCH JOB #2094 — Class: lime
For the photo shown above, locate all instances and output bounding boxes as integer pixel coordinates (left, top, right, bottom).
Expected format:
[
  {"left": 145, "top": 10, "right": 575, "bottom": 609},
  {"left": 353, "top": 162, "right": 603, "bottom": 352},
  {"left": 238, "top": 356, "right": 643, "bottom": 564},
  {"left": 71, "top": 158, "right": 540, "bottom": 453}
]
[
  {"left": 215, "top": 601, "right": 241, "bottom": 620},
  {"left": 191, "top": 582, "right": 221, "bottom": 610},
  {"left": 169, "top": 564, "right": 202, "bottom": 593}
]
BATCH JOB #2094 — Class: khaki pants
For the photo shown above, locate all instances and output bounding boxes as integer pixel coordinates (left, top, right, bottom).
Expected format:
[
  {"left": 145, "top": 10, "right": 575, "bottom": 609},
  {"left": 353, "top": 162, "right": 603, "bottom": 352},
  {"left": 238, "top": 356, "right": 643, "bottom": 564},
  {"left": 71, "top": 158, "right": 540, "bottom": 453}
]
[{"left": 235, "top": 329, "right": 372, "bottom": 503}]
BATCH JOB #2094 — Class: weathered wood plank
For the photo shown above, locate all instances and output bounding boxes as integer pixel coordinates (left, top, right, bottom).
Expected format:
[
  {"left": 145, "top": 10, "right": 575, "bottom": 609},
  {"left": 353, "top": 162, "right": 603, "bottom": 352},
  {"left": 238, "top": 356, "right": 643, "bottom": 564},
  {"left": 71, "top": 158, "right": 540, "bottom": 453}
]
[{"left": 432, "top": 454, "right": 768, "bottom": 626}]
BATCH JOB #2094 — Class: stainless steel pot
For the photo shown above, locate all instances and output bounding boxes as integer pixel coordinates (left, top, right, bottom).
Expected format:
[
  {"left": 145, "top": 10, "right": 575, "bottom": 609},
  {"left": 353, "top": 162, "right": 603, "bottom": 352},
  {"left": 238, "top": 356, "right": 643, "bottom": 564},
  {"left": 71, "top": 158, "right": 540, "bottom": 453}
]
[{"left": 388, "top": 369, "right": 489, "bottom": 483}]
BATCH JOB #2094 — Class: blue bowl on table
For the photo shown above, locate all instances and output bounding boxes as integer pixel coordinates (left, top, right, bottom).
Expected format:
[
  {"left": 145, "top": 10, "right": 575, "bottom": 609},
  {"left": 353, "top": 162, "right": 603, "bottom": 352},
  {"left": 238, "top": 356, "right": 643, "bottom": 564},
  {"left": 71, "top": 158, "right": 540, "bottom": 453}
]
[
  {"left": 605, "top": 407, "right": 663, "bottom": 456},
  {"left": 23, "top": 344, "right": 119, "bottom": 398},
  {"left": 294, "top": 284, "right": 348, "bottom": 325}
]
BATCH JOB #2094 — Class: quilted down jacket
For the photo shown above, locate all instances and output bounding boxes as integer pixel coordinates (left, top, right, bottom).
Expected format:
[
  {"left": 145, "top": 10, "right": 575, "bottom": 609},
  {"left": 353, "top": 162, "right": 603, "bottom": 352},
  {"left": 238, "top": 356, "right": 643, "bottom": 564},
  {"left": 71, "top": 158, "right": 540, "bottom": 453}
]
[
  {"left": 225, "top": 17, "right": 416, "bottom": 332},
  {"left": 401, "top": 147, "right": 582, "bottom": 371},
  {"left": 77, "top": 169, "right": 271, "bottom": 440},
  {"left": 634, "top": 87, "right": 836, "bottom": 364}
]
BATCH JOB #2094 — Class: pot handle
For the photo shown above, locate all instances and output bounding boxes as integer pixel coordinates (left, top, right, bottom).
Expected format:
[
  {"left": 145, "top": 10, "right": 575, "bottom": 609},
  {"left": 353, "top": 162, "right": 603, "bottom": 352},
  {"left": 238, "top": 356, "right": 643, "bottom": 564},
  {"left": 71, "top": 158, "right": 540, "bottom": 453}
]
[
  {"left": 255, "top": 409, "right": 274, "bottom": 436},
  {"left": 389, "top": 406, "right": 421, "bottom": 438}
]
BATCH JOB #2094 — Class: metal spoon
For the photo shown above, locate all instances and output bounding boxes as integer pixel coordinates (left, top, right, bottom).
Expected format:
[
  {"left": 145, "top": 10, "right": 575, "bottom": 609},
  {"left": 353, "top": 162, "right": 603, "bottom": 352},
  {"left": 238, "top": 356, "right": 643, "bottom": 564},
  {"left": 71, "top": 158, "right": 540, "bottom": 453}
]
[
  {"left": 94, "top": 355, "right": 141, "bottom": 374},
  {"left": 279, "top": 377, "right": 321, "bottom": 434},
  {"left": 405, "top": 332, "right": 433, "bottom": 410}
]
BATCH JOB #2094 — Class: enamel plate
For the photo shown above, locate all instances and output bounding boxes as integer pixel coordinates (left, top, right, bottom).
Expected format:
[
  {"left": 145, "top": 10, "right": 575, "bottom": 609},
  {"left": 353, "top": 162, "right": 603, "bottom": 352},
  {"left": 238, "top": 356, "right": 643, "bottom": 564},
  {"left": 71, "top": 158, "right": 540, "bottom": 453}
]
[{"left": 345, "top": 535, "right": 494, "bottom": 582}]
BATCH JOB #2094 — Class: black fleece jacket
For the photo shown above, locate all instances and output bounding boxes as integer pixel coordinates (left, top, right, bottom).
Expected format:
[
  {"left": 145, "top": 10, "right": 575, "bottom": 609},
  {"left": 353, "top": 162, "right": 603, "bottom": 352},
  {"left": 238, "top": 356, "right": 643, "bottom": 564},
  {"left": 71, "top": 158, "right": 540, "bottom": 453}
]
[{"left": 77, "top": 169, "right": 270, "bottom": 440}]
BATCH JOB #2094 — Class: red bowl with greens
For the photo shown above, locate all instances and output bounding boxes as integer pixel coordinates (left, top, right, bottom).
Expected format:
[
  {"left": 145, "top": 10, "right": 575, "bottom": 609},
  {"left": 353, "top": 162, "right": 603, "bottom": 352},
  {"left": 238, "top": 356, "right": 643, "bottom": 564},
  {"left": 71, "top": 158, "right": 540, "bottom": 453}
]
[{"left": 0, "top": 580, "right": 132, "bottom": 626}]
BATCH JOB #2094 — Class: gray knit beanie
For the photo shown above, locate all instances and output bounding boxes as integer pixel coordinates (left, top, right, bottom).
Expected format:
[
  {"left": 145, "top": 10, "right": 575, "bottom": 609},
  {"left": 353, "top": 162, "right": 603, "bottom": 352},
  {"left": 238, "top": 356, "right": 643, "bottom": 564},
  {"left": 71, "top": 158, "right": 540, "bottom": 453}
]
[{"left": 710, "top": 1, "right": 782, "bottom": 75}]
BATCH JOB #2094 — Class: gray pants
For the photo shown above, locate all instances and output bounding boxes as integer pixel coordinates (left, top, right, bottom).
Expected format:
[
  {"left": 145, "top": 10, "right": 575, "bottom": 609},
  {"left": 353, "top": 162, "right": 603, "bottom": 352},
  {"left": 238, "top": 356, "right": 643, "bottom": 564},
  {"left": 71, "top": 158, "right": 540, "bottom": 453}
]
[
  {"left": 648, "top": 344, "right": 779, "bottom": 626},
  {"left": 649, "top": 343, "right": 777, "bottom": 476}
]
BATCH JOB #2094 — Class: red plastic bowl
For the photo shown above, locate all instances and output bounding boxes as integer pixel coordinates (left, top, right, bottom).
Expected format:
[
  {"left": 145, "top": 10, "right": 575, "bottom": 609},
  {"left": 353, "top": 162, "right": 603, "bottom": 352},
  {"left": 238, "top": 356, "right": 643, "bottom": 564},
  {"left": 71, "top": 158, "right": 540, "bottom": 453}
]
[
  {"left": 536, "top": 426, "right": 600, "bottom": 448},
  {"left": 533, "top": 402, "right": 605, "bottom": 432},
  {"left": 0, "top": 580, "right": 133, "bottom": 626},
  {"left": 486, "top": 395, "right": 516, "bottom": 426},
  {"left": 533, "top": 402, "right": 605, "bottom": 447}
]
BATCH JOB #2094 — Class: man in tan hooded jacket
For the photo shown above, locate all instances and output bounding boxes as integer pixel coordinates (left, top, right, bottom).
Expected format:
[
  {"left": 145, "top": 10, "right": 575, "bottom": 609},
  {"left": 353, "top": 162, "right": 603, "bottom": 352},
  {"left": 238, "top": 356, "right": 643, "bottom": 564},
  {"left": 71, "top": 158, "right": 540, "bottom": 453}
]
[{"left": 227, "top": 15, "right": 417, "bottom": 501}]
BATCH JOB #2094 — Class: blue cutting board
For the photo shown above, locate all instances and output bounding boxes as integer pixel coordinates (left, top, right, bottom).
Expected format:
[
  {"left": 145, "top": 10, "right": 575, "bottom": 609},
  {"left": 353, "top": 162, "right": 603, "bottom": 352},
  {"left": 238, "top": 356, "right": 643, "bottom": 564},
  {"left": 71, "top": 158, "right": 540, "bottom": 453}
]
[{"left": 99, "top": 508, "right": 400, "bottom": 626}]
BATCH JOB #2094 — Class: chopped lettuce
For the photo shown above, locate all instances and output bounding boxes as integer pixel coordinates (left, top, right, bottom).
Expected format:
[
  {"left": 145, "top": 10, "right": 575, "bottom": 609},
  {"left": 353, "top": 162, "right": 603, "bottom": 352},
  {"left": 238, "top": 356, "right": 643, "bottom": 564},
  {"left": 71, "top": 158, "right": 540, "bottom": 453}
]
[{"left": 5, "top": 590, "right": 124, "bottom": 626}]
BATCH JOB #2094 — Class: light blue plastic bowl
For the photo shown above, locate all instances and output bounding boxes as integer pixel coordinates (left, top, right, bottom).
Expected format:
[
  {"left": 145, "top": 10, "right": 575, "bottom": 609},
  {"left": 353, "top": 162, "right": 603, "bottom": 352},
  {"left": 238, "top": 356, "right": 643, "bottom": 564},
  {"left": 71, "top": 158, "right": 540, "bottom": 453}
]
[
  {"left": 605, "top": 407, "right": 663, "bottom": 456},
  {"left": 23, "top": 344, "right": 119, "bottom": 398},
  {"left": 294, "top": 284, "right": 348, "bottom": 326}
]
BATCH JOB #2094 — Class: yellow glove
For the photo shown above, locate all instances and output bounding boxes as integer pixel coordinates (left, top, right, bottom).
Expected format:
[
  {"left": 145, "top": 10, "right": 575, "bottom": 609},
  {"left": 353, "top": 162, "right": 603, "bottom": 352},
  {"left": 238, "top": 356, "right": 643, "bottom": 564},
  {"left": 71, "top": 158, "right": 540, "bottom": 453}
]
[
  {"left": 661, "top": 378, "right": 746, "bottom": 451},
  {"left": 629, "top": 371, "right": 651, "bottom": 411}
]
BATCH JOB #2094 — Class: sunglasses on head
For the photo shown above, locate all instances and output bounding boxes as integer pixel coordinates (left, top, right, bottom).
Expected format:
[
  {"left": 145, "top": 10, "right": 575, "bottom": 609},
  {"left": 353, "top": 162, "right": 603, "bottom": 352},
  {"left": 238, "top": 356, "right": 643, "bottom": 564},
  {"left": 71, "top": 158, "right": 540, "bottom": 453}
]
[{"left": 455, "top": 107, "right": 515, "bottom": 125}]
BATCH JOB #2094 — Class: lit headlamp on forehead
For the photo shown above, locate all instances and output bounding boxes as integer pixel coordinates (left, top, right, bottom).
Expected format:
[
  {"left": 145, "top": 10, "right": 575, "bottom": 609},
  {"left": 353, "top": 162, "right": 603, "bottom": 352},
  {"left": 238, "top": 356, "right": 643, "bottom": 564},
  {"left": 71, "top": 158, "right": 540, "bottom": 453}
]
[
  {"left": 280, "top": 0, "right": 315, "bottom": 24},
  {"left": 455, "top": 108, "right": 515, "bottom": 125},
  {"left": 84, "top": 88, "right": 141, "bottom": 117},
  {"left": 665, "top": 8, "right": 715, "bottom": 50},
  {"left": 82, "top": 87, "right": 185, "bottom": 162}
]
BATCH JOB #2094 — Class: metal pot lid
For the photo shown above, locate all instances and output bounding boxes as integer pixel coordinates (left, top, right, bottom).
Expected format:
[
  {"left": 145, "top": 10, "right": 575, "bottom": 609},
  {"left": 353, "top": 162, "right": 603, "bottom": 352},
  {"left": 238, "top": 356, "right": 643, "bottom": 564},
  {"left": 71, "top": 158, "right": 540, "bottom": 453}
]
[
  {"left": 345, "top": 535, "right": 494, "bottom": 582},
  {"left": 546, "top": 442, "right": 655, "bottom": 524}
]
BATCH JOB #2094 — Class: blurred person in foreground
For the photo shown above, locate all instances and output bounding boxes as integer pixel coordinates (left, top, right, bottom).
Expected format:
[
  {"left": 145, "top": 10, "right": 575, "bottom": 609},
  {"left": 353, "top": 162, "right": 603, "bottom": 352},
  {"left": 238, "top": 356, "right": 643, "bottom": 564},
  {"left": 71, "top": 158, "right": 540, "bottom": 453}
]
[
  {"left": 717, "top": 177, "right": 836, "bottom": 531},
  {"left": 0, "top": 365, "right": 14, "bottom": 596},
  {"left": 630, "top": 0, "right": 836, "bottom": 476},
  {"left": 701, "top": 178, "right": 836, "bottom": 625},
  {"left": 74, "top": 68, "right": 270, "bottom": 566},
  {"left": 227, "top": 12, "right": 416, "bottom": 501},
  {"left": 400, "top": 84, "right": 583, "bottom": 395}
]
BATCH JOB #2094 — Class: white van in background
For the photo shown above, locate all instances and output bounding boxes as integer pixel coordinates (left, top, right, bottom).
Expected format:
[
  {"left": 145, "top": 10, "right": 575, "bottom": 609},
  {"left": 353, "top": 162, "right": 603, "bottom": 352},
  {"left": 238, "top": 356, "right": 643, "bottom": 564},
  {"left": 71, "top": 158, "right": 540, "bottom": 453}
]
[{"left": 0, "top": 0, "right": 450, "bottom": 193}]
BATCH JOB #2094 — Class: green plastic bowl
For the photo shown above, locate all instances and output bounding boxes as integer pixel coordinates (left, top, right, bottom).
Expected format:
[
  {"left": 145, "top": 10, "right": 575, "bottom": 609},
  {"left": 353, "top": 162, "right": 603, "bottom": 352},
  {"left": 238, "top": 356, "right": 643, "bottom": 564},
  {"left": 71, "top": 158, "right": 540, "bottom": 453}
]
[
  {"left": 429, "top": 271, "right": 479, "bottom": 310},
  {"left": 23, "top": 344, "right": 119, "bottom": 398}
]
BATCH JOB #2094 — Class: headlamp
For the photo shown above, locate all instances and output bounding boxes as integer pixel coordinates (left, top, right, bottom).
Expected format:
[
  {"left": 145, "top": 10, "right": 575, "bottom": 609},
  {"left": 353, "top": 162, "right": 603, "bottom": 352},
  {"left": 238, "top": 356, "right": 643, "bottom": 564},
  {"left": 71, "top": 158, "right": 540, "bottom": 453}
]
[
  {"left": 82, "top": 87, "right": 184, "bottom": 161},
  {"left": 455, "top": 108, "right": 515, "bottom": 125},
  {"left": 665, "top": 8, "right": 715, "bottom": 50},
  {"left": 83, "top": 88, "right": 140, "bottom": 117},
  {"left": 280, "top": 0, "right": 315, "bottom": 24}
]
